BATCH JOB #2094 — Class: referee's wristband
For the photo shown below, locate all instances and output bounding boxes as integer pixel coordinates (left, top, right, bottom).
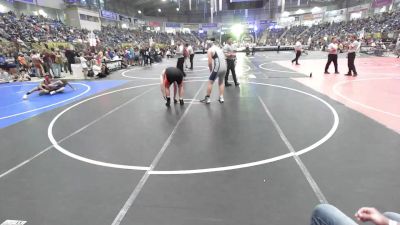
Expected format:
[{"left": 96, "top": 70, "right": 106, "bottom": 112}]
[{"left": 389, "top": 219, "right": 398, "bottom": 225}]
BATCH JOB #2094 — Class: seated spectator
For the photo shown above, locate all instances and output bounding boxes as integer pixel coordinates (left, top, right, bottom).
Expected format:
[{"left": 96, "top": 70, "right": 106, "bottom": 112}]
[
  {"left": 0, "top": 68, "right": 12, "bottom": 83},
  {"left": 311, "top": 204, "right": 400, "bottom": 225}
]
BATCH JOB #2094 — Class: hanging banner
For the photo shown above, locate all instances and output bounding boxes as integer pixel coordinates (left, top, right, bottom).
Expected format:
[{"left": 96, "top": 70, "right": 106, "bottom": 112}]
[
  {"left": 372, "top": 0, "right": 393, "bottom": 7},
  {"left": 100, "top": 10, "right": 118, "bottom": 20},
  {"left": 202, "top": 23, "right": 218, "bottom": 29},
  {"left": 259, "top": 20, "right": 271, "bottom": 25},
  {"left": 119, "top": 15, "right": 132, "bottom": 23},
  {"left": 165, "top": 22, "right": 181, "bottom": 28},
  {"left": 134, "top": 19, "right": 146, "bottom": 25},
  {"left": 183, "top": 23, "right": 199, "bottom": 30},
  {"left": 348, "top": 4, "right": 370, "bottom": 12},
  {"left": 149, "top": 21, "right": 161, "bottom": 27}
]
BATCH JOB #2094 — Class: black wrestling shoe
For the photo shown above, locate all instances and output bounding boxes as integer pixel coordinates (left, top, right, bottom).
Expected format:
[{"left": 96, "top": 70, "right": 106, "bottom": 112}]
[
  {"left": 225, "top": 83, "right": 232, "bottom": 87},
  {"left": 344, "top": 73, "right": 352, "bottom": 76},
  {"left": 324, "top": 71, "right": 330, "bottom": 74},
  {"left": 166, "top": 98, "right": 171, "bottom": 107},
  {"left": 179, "top": 99, "right": 184, "bottom": 105},
  {"left": 353, "top": 73, "right": 358, "bottom": 77},
  {"left": 334, "top": 72, "right": 340, "bottom": 74},
  {"left": 235, "top": 83, "right": 240, "bottom": 86},
  {"left": 174, "top": 99, "right": 178, "bottom": 104}
]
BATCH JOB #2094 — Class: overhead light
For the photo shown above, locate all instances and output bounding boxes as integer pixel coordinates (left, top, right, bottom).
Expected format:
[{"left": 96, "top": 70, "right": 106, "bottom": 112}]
[
  {"left": 0, "top": 4, "right": 6, "bottom": 13},
  {"left": 138, "top": 10, "right": 142, "bottom": 14},
  {"left": 158, "top": 8, "right": 161, "bottom": 12},
  {"left": 231, "top": 24, "right": 244, "bottom": 40},
  {"left": 176, "top": 8, "right": 179, "bottom": 11},
  {"left": 38, "top": 9, "right": 47, "bottom": 17},
  {"left": 162, "top": 0, "right": 166, "bottom": 2}
]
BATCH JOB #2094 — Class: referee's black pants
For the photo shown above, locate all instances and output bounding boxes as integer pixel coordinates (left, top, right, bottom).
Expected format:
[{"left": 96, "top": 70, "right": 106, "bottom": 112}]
[
  {"left": 189, "top": 54, "right": 194, "bottom": 69},
  {"left": 347, "top": 52, "right": 357, "bottom": 75},
  {"left": 177, "top": 57, "right": 186, "bottom": 77},
  {"left": 325, "top": 54, "right": 338, "bottom": 73},
  {"left": 225, "top": 59, "right": 238, "bottom": 85},
  {"left": 292, "top": 51, "right": 301, "bottom": 64}
]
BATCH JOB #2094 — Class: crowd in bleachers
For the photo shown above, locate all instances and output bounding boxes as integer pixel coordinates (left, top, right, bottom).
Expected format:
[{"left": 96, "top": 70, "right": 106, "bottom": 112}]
[
  {"left": 265, "top": 9, "right": 400, "bottom": 48},
  {"left": 0, "top": 10, "right": 206, "bottom": 82},
  {"left": 263, "top": 28, "right": 286, "bottom": 45},
  {"left": 0, "top": 11, "right": 201, "bottom": 50}
]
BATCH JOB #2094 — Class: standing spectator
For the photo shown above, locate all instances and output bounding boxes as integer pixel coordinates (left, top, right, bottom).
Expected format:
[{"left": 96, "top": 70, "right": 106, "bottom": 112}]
[
  {"left": 17, "top": 53, "right": 29, "bottom": 71},
  {"left": 53, "top": 50, "right": 63, "bottom": 78},
  {"left": 133, "top": 48, "right": 140, "bottom": 66},
  {"left": 79, "top": 53, "right": 89, "bottom": 79},
  {"left": 277, "top": 40, "right": 281, "bottom": 53},
  {"left": 184, "top": 44, "right": 190, "bottom": 69},
  {"left": 128, "top": 47, "right": 134, "bottom": 66},
  {"left": 42, "top": 49, "right": 53, "bottom": 75},
  {"left": 64, "top": 47, "right": 76, "bottom": 75},
  {"left": 324, "top": 37, "right": 339, "bottom": 74},
  {"left": 31, "top": 50, "right": 44, "bottom": 77},
  {"left": 188, "top": 44, "right": 194, "bottom": 70},
  {"left": 47, "top": 48, "right": 58, "bottom": 78}
]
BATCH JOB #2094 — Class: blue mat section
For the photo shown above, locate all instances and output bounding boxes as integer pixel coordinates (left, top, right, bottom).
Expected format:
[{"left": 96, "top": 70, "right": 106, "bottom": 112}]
[{"left": 0, "top": 80, "right": 129, "bottom": 129}]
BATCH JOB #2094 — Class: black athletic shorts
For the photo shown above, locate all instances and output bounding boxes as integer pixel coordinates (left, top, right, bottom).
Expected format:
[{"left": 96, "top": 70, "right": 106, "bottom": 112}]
[{"left": 165, "top": 67, "right": 184, "bottom": 86}]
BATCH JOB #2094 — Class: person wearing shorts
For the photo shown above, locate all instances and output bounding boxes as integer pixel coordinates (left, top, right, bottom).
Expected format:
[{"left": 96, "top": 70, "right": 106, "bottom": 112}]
[
  {"left": 23, "top": 75, "right": 74, "bottom": 99},
  {"left": 200, "top": 38, "right": 227, "bottom": 104},
  {"left": 23, "top": 74, "right": 53, "bottom": 99},
  {"left": 160, "top": 67, "right": 184, "bottom": 107}
]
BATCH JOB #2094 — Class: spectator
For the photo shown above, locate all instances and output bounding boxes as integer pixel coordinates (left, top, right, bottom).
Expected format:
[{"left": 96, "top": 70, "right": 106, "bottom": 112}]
[
  {"left": 53, "top": 49, "right": 63, "bottom": 78},
  {"left": 311, "top": 204, "right": 400, "bottom": 225},
  {"left": 64, "top": 47, "right": 75, "bottom": 75},
  {"left": 79, "top": 52, "right": 88, "bottom": 79}
]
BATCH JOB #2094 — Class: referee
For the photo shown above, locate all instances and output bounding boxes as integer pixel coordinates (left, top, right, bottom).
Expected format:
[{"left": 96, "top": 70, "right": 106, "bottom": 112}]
[
  {"left": 324, "top": 37, "right": 339, "bottom": 74},
  {"left": 345, "top": 34, "right": 359, "bottom": 77},
  {"left": 175, "top": 42, "right": 186, "bottom": 77},
  {"left": 291, "top": 38, "right": 302, "bottom": 65},
  {"left": 223, "top": 38, "right": 239, "bottom": 87}
]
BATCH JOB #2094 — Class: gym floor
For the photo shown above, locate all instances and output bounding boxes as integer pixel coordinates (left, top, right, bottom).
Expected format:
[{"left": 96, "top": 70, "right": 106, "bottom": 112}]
[{"left": 0, "top": 51, "right": 399, "bottom": 225}]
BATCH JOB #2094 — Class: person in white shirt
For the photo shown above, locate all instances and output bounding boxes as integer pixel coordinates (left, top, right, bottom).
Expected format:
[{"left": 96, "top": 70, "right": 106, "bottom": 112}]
[
  {"left": 345, "top": 34, "right": 359, "bottom": 77},
  {"left": 175, "top": 42, "right": 186, "bottom": 77},
  {"left": 292, "top": 38, "right": 302, "bottom": 65},
  {"left": 188, "top": 44, "right": 194, "bottom": 70},
  {"left": 200, "top": 38, "right": 227, "bottom": 104},
  {"left": 223, "top": 38, "right": 239, "bottom": 87},
  {"left": 324, "top": 37, "right": 339, "bottom": 74},
  {"left": 79, "top": 53, "right": 89, "bottom": 79}
]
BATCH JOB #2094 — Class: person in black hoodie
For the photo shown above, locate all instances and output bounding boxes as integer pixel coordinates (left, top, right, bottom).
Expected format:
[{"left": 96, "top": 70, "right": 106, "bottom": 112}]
[{"left": 64, "top": 47, "right": 76, "bottom": 75}]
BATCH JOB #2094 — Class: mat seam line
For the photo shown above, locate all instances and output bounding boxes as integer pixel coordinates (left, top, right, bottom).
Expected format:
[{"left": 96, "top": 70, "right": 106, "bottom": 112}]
[
  {"left": 257, "top": 96, "right": 328, "bottom": 204},
  {"left": 110, "top": 82, "right": 205, "bottom": 225}
]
